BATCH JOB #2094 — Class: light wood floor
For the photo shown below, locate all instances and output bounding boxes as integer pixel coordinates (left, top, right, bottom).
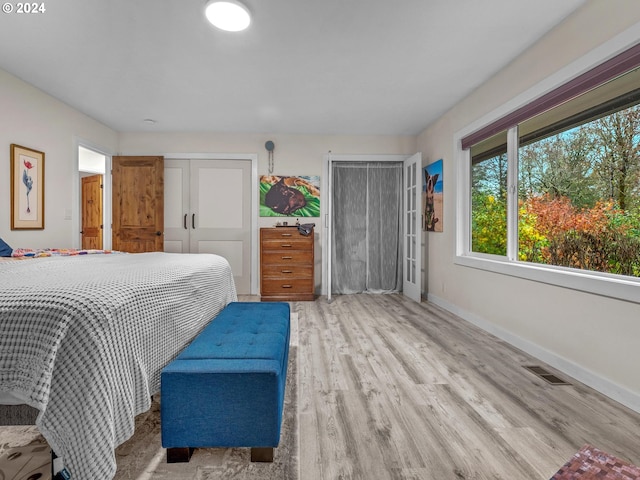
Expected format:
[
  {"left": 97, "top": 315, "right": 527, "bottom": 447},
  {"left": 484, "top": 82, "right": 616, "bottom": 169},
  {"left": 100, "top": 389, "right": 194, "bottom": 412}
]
[{"left": 286, "top": 294, "right": 640, "bottom": 480}]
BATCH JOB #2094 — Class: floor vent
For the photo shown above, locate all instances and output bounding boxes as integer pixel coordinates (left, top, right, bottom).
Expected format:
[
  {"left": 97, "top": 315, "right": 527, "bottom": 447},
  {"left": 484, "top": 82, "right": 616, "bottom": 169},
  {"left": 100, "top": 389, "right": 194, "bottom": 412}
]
[{"left": 524, "top": 366, "right": 571, "bottom": 385}]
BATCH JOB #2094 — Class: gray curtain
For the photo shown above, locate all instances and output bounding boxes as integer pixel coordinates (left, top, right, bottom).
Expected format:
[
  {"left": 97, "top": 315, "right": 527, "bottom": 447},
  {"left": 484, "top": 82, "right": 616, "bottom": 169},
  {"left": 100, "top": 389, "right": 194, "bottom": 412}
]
[{"left": 331, "top": 161, "right": 403, "bottom": 294}]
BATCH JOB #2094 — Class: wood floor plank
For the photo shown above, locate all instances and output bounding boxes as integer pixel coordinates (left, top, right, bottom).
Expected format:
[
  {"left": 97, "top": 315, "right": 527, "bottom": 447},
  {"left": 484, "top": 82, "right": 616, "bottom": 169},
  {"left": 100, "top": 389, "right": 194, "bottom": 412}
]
[{"left": 292, "top": 294, "right": 640, "bottom": 479}]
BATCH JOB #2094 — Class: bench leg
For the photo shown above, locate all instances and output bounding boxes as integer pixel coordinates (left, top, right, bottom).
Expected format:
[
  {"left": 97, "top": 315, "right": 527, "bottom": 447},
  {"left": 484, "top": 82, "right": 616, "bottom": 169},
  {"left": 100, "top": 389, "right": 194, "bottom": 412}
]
[
  {"left": 251, "top": 447, "right": 274, "bottom": 462},
  {"left": 167, "top": 447, "right": 194, "bottom": 463},
  {"left": 52, "top": 450, "right": 71, "bottom": 480}
]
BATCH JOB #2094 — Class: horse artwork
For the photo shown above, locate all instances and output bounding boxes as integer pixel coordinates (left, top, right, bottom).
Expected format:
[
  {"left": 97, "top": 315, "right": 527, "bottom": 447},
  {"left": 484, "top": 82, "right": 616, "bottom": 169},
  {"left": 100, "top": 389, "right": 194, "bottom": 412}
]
[{"left": 423, "top": 159, "right": 443, "bottom": 232}]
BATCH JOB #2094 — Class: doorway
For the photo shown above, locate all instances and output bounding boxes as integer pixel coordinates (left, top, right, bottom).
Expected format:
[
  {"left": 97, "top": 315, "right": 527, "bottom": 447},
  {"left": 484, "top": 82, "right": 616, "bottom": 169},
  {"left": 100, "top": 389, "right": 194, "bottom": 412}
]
[
  {"left": 323, "top": 153, "right": 422, "bottom": 302},
  {"left": 81, "top": 173, "right": 103, "bottom": 249},
  {"left": 331, "top": 161, "right": 403, "bottom": 294},
  {"left": 78, "top": 145, "right": 110, "bottom": 249}
]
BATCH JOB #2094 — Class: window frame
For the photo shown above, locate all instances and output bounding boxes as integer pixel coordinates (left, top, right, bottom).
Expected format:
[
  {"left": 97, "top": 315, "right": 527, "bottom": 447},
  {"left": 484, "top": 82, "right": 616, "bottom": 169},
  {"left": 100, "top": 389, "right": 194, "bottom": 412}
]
[{"left": 455, "top": 29, "right": 640, "bottom": 305}]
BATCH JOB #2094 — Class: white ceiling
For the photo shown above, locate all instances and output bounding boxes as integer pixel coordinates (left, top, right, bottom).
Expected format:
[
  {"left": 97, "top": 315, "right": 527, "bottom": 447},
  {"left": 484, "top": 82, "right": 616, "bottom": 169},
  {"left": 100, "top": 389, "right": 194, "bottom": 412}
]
[{"left": 0, "top": 0, "right": 586, "bottom": 135}]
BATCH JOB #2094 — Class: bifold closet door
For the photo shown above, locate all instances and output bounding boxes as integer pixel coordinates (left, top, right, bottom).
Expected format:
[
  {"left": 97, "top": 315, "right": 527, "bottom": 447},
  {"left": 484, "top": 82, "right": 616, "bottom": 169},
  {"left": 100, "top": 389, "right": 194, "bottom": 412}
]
[
  {"left": 164, "top": 159, "right": 252, "bottom": 294},
  {"left": 164, "top": 160, "right": 190, "bottom": 253},
  {"left": 189, "top": 159, "right": 251, "bottom": 293}
]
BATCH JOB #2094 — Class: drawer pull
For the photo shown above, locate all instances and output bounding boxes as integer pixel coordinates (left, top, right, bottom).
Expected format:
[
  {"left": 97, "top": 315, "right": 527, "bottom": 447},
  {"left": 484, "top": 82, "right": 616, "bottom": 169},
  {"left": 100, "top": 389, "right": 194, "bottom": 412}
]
[
  {"left": 281, "top": 270, "right": 293, "bottom": 273},
  {"left": 281, "top": 256, "right": 293, "bottom": 260},
  {"left": 281, "top": 233, "right": 292, "bottom": 237},
  {"left": 281, "top": 244, "right": 293, "bottom": 248},
  {"left": 282, "top": 285, "right": 293, "bottom": 288}
]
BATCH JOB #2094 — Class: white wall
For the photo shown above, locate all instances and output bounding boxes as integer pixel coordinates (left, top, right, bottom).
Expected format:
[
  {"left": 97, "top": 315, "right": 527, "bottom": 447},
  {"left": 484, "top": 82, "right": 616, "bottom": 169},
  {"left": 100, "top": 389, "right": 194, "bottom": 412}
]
[
  {"left": 0, "top": 68, "right": 118, "bottom": 248},
  {"left": 417, "top": 0, "right": 640, "bottom": 412},
  {"left": 118, "top": 133, "right": 416, "bottom": 186},
  {"left": 0, "top": 66, "right": 416, "bottom": 263},
  {"left": 118, "top": 132, "right": 417, "bottom": 292}
]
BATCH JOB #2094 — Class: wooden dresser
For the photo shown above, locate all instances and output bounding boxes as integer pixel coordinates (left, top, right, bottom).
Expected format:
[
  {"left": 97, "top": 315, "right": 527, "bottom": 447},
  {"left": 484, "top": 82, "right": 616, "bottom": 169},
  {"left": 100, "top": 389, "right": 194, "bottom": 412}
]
[{"left": 260, "top": 227, "right": 315, "bottom": 301}]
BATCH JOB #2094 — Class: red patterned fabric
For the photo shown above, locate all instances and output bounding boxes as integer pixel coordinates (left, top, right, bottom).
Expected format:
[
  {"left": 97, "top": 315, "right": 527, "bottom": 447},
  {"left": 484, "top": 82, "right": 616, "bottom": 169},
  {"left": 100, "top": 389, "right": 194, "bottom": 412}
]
[
  {"left": 551, "top": 444, "right": 640, "bottom": 479},
  {"left": 11, "top": 247, "right": 117, "bottom": 258}
]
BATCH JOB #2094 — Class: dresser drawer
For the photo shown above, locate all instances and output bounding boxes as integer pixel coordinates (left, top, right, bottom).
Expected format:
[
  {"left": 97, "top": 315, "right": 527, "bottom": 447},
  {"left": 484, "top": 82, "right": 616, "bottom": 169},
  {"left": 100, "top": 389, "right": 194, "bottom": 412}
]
[
  {"left": 261, "top": 237, "right": 311, "bottom": 251},
  {"left": 261, "top": 250, "right": 312, "bottom": 265},
  {"left": 261, "top": 264, "right": 313, "bottom": 279},
  {"left": 260, "top": 227, "right": 302, "bottom": 240},
  {"left": 261, "top": 278, "right": 314, "bottom": 295}
]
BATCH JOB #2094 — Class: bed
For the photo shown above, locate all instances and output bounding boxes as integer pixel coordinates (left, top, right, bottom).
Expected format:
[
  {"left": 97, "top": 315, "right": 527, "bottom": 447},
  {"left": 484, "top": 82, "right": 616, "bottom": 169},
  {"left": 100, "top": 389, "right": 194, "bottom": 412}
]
[{"left": 0, "top": 251, "right": 237, "bottom": 479}]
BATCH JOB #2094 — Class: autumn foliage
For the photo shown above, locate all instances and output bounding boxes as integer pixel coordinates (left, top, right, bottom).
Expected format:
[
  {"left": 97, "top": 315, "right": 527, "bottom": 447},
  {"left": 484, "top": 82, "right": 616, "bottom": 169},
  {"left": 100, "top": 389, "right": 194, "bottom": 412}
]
[
  {"left": 472, "top": 103, "right": 640, "bottom": 277},
  {"left": 518, "top": 195, "right": 640, "bottom": 276}
]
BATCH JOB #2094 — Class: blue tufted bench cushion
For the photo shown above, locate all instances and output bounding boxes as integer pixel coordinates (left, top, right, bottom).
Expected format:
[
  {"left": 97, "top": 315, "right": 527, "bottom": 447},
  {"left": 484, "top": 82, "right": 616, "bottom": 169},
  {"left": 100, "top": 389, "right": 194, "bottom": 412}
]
[{"left": 160, "top": 301, "right": 290, "bottom": 463}]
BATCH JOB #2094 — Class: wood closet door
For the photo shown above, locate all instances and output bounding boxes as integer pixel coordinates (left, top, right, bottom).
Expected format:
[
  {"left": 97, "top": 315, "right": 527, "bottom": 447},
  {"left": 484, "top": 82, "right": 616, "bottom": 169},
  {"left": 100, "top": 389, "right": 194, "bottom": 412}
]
[{"left": 112, "top": 156, "right": 164, "bottom": 253}]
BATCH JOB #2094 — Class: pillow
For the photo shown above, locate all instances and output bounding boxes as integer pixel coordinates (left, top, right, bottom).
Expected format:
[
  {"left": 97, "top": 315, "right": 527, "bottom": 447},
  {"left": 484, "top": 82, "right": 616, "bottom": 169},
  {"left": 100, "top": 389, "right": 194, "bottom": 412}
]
[{"left": 0, "top": 237, "right": 13, "bottom": 257}]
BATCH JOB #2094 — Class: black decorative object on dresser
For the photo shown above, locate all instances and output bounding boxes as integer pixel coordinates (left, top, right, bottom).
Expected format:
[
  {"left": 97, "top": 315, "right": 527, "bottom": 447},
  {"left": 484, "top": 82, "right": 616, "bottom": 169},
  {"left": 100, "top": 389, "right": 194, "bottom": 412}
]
[{"left": 260, "top": 226, "right": 315, "bottom": 301}]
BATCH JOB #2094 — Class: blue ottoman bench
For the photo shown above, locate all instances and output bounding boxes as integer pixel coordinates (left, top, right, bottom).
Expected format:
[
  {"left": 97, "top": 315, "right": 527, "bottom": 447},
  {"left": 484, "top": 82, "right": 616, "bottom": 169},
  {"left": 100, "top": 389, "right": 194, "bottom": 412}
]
[{"left": 160, "top": 301, "right": 290, "bottom": 463}]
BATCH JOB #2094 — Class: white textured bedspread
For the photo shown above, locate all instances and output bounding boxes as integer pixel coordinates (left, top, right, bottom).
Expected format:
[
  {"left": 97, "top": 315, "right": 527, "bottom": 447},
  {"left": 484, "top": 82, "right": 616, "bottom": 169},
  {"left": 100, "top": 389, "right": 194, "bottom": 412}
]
[{"left": 0, "top": 252, "right": 237, "bottom": 479}]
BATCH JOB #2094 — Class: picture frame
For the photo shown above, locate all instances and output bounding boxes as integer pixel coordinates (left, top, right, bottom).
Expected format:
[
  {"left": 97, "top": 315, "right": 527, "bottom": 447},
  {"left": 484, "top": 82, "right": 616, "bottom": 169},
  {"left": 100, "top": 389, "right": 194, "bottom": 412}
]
[
  {"left": 11, "top": 144, "right": 45, "bottom": 230},
  {"left": 423, "top": 159, "right": 443, "bottom": 232},
  {"left": 259, "top": 175, "right": 320, "bottom": 217}
]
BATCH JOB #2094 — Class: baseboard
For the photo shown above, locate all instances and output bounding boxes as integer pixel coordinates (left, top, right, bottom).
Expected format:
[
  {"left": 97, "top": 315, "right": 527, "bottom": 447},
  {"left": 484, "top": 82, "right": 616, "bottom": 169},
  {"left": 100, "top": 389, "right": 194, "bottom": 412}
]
[{"left": 427, "top": 293, "right": 640, "bottom": 415}]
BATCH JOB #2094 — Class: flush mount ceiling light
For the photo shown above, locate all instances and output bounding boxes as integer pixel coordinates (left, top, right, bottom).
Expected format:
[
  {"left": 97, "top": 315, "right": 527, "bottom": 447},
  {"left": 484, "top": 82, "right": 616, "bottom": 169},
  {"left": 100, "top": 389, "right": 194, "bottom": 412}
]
[{"left": 205, "top": 0, "right": 251, "bottom": 32}]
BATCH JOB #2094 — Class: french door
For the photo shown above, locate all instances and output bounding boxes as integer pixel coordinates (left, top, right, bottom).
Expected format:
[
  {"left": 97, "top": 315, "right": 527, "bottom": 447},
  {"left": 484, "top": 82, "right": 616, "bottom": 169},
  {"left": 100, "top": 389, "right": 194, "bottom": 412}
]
[{"left": 402, "top": 153, "right": 422, "bottom": 303}]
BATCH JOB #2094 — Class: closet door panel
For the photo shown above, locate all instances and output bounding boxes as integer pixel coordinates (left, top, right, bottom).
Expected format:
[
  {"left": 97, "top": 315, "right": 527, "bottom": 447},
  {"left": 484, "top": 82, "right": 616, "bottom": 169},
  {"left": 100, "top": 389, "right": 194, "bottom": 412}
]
[
  {"left": 164, "top": 160, "right": 190, "bottom": 253},
  {"left": 196, "top": 167, "right": 243, "bottom": 229},
  {"left": 190, "top": 159, "right": 251, "bottom": 293}
]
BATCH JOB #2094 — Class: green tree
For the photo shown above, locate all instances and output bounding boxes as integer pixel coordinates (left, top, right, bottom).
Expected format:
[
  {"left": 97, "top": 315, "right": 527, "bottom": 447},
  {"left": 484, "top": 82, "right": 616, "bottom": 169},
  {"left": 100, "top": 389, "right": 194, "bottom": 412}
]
[
  {"left": 586, "top": 105, "right": 640, "bottom": 211},
  {"left": 472, "top": 194, "right": 507, "bottom": 255},
  {"left": 473, "top": 152, "right": 507, "bottom": 199},
  {"left": 519, "top": 129, "right": 597, "bottom": 208},
  {"left": 472, "top": 153, "right": 508, "bottom": 255}
]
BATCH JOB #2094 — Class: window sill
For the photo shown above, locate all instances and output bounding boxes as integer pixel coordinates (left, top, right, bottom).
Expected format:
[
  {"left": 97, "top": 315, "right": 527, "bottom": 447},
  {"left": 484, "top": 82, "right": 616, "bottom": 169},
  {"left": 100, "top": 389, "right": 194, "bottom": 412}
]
[{"left": 454, "top": 254, "right": 640, "bottom": 305}]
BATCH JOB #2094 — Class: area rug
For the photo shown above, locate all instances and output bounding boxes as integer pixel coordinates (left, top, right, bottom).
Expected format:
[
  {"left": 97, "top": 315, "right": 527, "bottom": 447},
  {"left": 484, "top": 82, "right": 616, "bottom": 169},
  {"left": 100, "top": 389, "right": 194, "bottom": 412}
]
[
  {"left": 551, "top": 444, "right": 640, "bottom": 480},
  {"left": 0, "top": 313, "right": 299, "bottom": 480},
  {"left": 0, "top": 433, "right": 50, "bottom": 480}
]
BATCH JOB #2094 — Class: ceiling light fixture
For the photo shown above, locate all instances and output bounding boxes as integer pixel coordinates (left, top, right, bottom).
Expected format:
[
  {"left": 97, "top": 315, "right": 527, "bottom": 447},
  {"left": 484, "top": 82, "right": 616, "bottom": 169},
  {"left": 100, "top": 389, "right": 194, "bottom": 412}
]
[{"left": 205, "top": 0, "right": 251, "bottom": 32}]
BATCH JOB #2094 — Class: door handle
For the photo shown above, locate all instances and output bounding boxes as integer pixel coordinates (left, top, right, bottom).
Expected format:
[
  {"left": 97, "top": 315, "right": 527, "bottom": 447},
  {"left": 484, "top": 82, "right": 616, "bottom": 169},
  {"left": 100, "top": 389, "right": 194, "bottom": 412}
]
[
  {"left": 184, "top": 214, "right": 187, "bottom": 230},
  {"left": 156, "top": 231, "right": 162, "bottom": 236},
  {"left": 192, "top": 214, "right": 196, "bottom": 229}
]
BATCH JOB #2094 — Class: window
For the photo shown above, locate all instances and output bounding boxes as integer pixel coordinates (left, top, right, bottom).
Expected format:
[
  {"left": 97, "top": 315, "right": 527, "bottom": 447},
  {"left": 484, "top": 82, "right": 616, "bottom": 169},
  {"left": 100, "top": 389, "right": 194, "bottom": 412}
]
[
  {"left": 471, "top": 131, "right": 508, "bottom": 256},
  {"left": 459, "top": 41, "right": 640, "bottom": 302},
  {"left": 517, "top": 77, "right": 640, "bottom": 276}
]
